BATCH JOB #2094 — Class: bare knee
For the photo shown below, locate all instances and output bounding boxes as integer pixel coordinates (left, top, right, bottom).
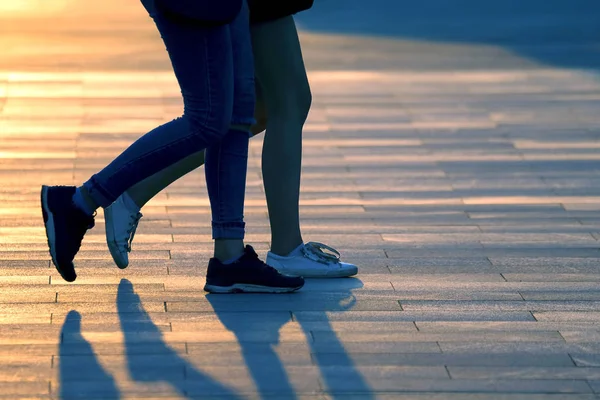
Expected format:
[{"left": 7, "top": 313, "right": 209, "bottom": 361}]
[
  {"left": 251, "top": 82, "right": 311, "bottom": 138},
  {"left": 270, "top": 79, "right": 312, "bottom": 127},
  {"left": 292, "top": 80, "right": 311, "bottom": 124}
]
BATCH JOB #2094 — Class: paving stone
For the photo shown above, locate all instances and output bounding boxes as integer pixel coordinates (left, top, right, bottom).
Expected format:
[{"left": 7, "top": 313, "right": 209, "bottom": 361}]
[
  {"left": 57, "top": 342, "right": 187, "bottom": 357},
  {"left": 392, "top": 291, "right": 523, "bottom": 301},
  {"left": 448, "top": 366, "right": 600, "bottom": 380},
  {"left": 389, "top": 256, "right": 493, "bottom": 269},
  {"left": 51, "top": 283, "right": 164, "bottom": 293},
  {"left": 587, "top": 380, "right": 600, "bottom": 394},
  {"left": 534, "top": 312, "right": 600, "bottom": 323},
  {"left": 52, "top": 367, "right": 321, "bottom": 397},
  {"left": 60, "top": 329, "right": 307, "bottom": 345},
  {"left": 295, "top": 310, "right": 535, "bottom": 322},
  {"left": 186, "top": 350, "right": 315, "bottom": 367},
  {"left": 0, "top": 314, "right": 50, "bottom": 324},
  {"left": 488, "top": 257, "right": 600, "bottom": 274},
  {"left": 50, "top": 380, "right": 126, "bottom": 399},
  {"left": 392, "top": 274, "right": 505, "bottom": 282},
  {"left": 417, "top": 321, "right": 600, "bottom": 333},
  {"left": 387, "top": 247, "right": 600, "bottom": 258},
  {"left": 0, "top": 366, "right": 55, "bottom": 383},
  {"left": 0, "top": 290, "right": 55, "bottom": 303},
  {"left": 401, "top": 300, "right": 600, "bottom": 312},
  {"left": 570, "top": 354, "right": 600, "bottom": 367},
  {"left": 504, "top": 274, "right": 600, "bottom": 282},
  {"left": 559, "top": 331, "right": 600, "bottom": 343},
  {"left": 167, "top": 298, "right": 401, "bottom": 312},
  {"left": 298, "top": 321, "right": 417, "bottom": 332},
  {"left": 389, "top": 281, "right": 600, "bottom": 293},
  {"left": 4, "top": 1, "right": 600, "bottom": 397},
  {"left": 318, "top": 353, "right": 574, "bottom": 367},
  {"left": 0, "top": 250, "right": 169, "bottom": 262},
  {"left": 313, "top": 330, "right": 563, "bottom": 343},
  {"left": 301, "top": 278, "right": 393, "bottom": 291},
  {"left": 322, "top": 376, "right": 591, "bottom": 394},
  {"left": 182, "top": 366, "right": 323, "bottom": 395},
  {"left": 0, "top": 275, "right": 49, "bottom": 284},
  {"left": 440, "top": 340, "right": 584, "bottom": 354},
  {"left": 0, "top": 356, "right": 50, "bottom": 370},
  {"left": 0, "top": 382, "right": 50, "bottom": 396},
  {"left": 50, "top": 276, "right": 196, "bottom": 288},
  {"left": 0, "top": 302, "right": 165, "bottom": 315},
  {"left": 58, "top": 291, "right": 205, "bottom": 303}
]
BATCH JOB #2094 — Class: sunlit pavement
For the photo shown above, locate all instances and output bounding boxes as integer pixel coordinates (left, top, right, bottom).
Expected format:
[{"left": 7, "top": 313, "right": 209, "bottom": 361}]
[{"left": 1, "top": 1, "right": 600, "bottom": 398}]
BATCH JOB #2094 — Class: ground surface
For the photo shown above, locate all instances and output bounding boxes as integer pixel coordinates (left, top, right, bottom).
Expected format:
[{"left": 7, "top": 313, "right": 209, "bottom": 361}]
[{"left": 1, "top": 0, "right": 600, "bottom": 398}]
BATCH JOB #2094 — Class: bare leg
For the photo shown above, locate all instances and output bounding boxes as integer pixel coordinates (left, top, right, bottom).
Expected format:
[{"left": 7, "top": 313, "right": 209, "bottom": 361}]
[
  {"left": 124, "top": 83, "right": 267, "bottom": 208},
  {"left": 251, "top": 16, "right": 311, "bottom": 256},
  {"left": 115, "top": 16, "right": 310, "bottom": 258},
  {"left": 126, "top": 151, "right": 204, "bottom": 207}
]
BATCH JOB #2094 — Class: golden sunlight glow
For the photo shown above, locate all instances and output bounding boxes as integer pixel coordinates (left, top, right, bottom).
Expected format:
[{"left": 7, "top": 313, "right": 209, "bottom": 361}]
[
  {"left": 0, "top": 151, "right": 75, "bottom": 159},
  {"left": 0, "top": 0, "right": 69, "bottom": 14}
]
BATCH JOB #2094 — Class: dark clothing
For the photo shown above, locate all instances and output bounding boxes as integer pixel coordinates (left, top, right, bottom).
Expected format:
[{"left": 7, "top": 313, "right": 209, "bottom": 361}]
[{"left": 248, "top": 0, "right": 314, "bottom": 23}]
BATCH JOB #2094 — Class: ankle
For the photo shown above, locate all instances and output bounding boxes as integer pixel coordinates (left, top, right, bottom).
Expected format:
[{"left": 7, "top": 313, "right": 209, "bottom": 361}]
[
  {"left": 126, "top": 187, "right": 150, "bottom": 209},
  {"left": 214, "top": 239, "right": 244, "bottom": 263},
  {"left": 122, "top": 191, "right": 141, "bottom": 212},
  {"left": 270, "top": 237, "right": 303, "bottom": 257},
  {"left": 72, "top": 187, "right": 98, "bottom": 216}
]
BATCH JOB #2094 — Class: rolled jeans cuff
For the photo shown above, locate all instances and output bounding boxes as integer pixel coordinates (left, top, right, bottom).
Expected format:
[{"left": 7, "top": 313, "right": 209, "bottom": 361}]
[
  {"left": 212, "top": 221, "right": 246, "bottom": 240},
  {"left": 230, "top": 116, "right": 255, "bottom": 127},
  {"left": 83, "top": 177, "right": 116, "bottom": 208}
]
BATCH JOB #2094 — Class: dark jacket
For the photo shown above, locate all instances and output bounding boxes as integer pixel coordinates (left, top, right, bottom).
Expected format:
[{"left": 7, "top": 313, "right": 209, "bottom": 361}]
[{"left": 248, "top": 0, "right": 314, "bottom": 23}]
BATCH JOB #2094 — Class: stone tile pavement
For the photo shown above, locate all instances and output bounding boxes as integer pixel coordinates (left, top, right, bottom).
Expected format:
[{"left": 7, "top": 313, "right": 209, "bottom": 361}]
[{"left": 0, "top": 0, "right": 600, "bottom": 398}]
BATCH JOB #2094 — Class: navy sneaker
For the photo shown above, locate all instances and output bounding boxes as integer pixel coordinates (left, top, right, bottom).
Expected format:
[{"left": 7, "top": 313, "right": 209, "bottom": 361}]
[
  {"left": 41, "top": 185, "right": 95, "bottom": 282},
  {"left": 204, "top": 245, "right": 305, "bottom": 294}
]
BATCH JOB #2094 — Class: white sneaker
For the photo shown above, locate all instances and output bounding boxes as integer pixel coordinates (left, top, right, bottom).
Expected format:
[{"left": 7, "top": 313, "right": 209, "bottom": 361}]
[
  {"left": 266, "top": 242, "right": 358, "bottom": 278},
  {"left": 104, "top": 195, "right": 142, "bottom": 269}
]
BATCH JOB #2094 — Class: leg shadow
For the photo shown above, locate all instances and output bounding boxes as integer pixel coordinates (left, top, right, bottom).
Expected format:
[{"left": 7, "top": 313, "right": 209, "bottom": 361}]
[
  {"left": 206, "top": 294, "right": 298, "bottom": 399},
  {"left": 58, "top": 310, "right": 120, "bottom": 399},
  {"left": 116, "top": 279, "right": 241, "bottom": 399},
  {"left": 295, "top": 278, "right": 375, "bottom": 399}
]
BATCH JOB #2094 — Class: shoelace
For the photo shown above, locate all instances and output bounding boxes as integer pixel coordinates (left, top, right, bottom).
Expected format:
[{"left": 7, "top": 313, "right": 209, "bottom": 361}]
[
  {"left": 245, "top": 247, "right": 285, "bottom": 276},
  {"left": 303, "top": 242, "right": 342, "bottom": 266},
  {"left": 125, "top": 212, "right": 143, "bottom": 252},
  {"left": 250, "top": 252, "right": 279, "bottom": 274}
]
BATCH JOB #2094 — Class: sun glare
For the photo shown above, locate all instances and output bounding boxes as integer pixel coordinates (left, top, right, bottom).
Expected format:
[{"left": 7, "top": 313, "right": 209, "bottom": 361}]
[{"left": 0, "top": 0, "right": 69, "bottom": 15}]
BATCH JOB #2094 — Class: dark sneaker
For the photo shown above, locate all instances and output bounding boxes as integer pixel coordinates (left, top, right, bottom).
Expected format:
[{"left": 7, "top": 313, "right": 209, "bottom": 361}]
[
  {"left": 41, "top": 185, "right": 95, "bottom": 282},
  {"left": 204, "top": 245, "right": 305, "bottom": 294}
]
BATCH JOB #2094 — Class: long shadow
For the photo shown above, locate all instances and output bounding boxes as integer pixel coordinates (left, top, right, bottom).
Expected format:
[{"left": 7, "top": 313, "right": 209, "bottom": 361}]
[
  {"left": 58, "top": 310, "right": 120, "bottom": 399},
  {"left": 116, "top": 279, "right": 242, "bottom": 399},
  {"left": 206, "top": 295, "right": 298, "bottom": 399},
  {"left": 294, "top": 278, "right": 374, "bottom": 399},
  {"left": 295, "top": 0, "right": 600, "bottom": 72},
  {"left": 206, "top": 278, "right": 373, "bottom": 399}
]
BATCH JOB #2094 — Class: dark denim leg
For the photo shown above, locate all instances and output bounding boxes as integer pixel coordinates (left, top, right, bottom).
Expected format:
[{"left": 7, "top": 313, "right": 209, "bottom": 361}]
[
  {"left": 83, "top": 9, "right": 234, "bottom": 208},
  {"left": 205, "top": 1, "right": 255, "bottom": 239}
]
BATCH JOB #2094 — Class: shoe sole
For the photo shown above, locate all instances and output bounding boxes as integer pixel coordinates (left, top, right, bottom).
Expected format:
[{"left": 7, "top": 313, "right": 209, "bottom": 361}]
[
  {"left": 41, "top": 186, "right": 74, "bottom": 282},
  {"left": 274, "top": 266, "right": 359, "bottom": 278},
  {"left": 104, "top": 206, "right": 129, "bottom": 269},
  {"left": 203, "top": 283, "right": 303, "bottom": 294}
]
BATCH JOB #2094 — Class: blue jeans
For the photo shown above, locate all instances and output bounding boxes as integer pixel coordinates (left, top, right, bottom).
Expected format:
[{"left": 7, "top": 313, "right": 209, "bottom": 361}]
[{"left": 83, "top": 0, "right": 255, "bottom": 239}]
